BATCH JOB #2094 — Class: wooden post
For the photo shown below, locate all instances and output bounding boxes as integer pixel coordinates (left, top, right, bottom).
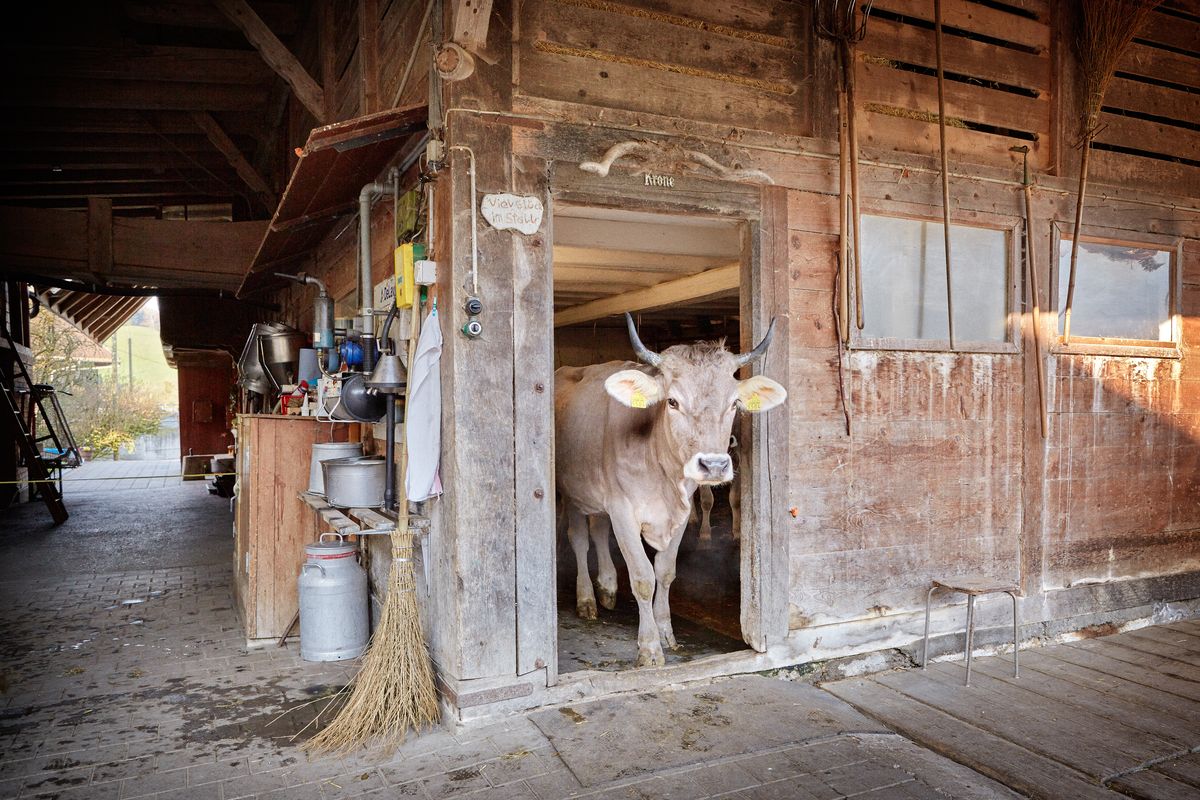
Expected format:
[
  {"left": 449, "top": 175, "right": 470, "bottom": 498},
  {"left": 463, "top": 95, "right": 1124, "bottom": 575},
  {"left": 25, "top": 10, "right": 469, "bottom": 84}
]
[
  {"left": 934, "top": 0, "right": 956, "bottom": 349},
  {"left": 358, "top": 0, "right": 380, "bottom": 115},
  {"left": 86, "top": 197, "right": 113, "bottom": 284}
]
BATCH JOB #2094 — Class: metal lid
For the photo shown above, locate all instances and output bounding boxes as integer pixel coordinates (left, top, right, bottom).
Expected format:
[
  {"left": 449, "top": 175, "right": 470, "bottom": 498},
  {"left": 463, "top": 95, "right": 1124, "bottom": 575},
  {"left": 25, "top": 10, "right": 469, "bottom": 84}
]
[
  {"left": 305, "top": 533, "right": 357, "bottom": 558},
  {"left": 321, "top": 455, "right": 385, "bottom": 468}
]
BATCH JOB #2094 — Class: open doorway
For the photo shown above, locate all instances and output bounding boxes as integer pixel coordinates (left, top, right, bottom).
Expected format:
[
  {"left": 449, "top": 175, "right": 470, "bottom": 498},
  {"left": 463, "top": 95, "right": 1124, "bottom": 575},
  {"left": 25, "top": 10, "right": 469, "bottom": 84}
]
[{"left": 551, "top": 204, "right": 750, "bottom": 674}]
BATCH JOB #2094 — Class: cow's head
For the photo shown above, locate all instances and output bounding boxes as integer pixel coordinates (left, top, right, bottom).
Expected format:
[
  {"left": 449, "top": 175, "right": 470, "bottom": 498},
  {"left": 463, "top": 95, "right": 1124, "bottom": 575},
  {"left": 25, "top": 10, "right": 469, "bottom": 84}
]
[{"left": 605, "top": 313, "right": 786, "bottom": 485}]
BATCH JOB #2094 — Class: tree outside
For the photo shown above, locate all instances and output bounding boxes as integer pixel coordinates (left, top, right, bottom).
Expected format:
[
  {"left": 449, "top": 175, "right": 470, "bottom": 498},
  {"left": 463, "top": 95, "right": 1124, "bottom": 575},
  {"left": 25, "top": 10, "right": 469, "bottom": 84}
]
[{"left": 29, "top": 300, "right": 177, "bottom": 461}]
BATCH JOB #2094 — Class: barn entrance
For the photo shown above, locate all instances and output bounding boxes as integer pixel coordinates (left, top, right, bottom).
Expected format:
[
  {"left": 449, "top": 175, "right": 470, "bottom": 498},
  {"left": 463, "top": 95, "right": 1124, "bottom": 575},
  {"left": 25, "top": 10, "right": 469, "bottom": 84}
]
[{"left": 551, "top": 204, "right": 752, "bottom": 675}]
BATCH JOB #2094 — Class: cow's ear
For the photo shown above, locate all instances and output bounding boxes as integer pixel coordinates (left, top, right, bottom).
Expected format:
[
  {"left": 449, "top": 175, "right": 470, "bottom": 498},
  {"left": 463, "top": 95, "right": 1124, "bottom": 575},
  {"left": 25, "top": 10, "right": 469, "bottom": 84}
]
[
  {"left": 605, "top": 370, "right": 663, "bottom": 409},
  {"left": 737, "top": 376, "right": 787, "bottom": 412}
]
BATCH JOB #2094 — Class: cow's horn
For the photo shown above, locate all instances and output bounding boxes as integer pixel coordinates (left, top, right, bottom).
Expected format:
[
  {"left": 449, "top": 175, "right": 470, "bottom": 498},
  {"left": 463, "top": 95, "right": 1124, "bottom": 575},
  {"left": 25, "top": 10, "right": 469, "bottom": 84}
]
[
  {"left": 624, "top": 312, "right": 662, "bottom": 367},
  {"left": 734, "top": 318, "right": 777, "bottom": 367}
]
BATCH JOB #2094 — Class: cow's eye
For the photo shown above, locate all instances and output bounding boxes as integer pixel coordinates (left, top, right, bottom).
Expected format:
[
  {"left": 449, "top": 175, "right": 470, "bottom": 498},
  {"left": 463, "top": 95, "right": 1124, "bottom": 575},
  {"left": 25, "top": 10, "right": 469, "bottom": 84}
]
[{"left": 667, "top": 398, "right": 679, "bottom": 410}]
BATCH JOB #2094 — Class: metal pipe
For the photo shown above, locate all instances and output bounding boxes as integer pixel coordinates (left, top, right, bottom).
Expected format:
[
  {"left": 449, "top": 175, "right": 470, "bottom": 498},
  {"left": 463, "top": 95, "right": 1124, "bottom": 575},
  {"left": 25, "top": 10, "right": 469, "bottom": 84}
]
[
  {"left": 359, "top": 179, "right": 397, "bottom": 370},
  {"left": 448, "top": 145, "right": 479, "bottom": 296},
  {"left": 380, "top": 305, "right": 400, "bottom": 510}
]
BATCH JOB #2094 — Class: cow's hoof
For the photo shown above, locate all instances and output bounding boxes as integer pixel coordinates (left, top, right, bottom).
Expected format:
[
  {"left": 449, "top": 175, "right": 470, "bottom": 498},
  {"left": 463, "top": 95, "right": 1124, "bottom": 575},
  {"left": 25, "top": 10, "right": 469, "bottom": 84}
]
[
  {"left": 577, "top": 599, "right": 598, "bottom": 620},
  {"left": 596, "top": 586, "right": 617, "bottom": 611},
  {"left": 636, "top": 647, "right": 665, "bottom": 667}
]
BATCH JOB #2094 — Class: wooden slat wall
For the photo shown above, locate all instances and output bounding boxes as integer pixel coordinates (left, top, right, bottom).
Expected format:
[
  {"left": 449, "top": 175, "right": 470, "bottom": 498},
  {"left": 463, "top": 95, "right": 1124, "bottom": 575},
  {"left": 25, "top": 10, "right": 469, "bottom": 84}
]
[
  {"left": 784, "top": 192, "right": 1024, "bottom": 627},
  {"left": 1041, "top": 237, "right": 1200, "bottom": 589},
  {"left": 517, "top": 0, "right": 811, "bottom": 138},
  {"left": 857, "top": 0, "right": 1053, "bottom": 171},
  {"left": 1087, "top": 4, "right": 1200, "bottom": 200}
]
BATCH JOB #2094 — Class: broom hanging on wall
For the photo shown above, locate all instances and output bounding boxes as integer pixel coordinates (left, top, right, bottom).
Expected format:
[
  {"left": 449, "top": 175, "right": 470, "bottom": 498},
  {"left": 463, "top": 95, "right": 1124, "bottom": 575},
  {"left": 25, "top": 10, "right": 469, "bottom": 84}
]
[{"left": 1061, "top": 0, "right": 1161, "bottom": 344}]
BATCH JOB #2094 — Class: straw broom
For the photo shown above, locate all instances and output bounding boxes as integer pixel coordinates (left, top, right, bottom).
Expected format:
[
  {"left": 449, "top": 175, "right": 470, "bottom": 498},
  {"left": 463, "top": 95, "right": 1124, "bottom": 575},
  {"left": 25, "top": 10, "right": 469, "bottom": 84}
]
[
  {"left": 1061, "top": 0, "right": 1161, "bottom": 343},
  {"left": 306, "top": 303, "right": 439, "bottom": 754}
]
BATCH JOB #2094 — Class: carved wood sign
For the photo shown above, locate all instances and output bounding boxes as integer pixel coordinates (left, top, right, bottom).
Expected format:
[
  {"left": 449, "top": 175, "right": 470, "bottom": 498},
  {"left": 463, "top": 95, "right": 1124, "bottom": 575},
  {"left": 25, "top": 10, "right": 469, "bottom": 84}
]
[{"left": 481, "top": 193, "right": 543, "bottom": 235}]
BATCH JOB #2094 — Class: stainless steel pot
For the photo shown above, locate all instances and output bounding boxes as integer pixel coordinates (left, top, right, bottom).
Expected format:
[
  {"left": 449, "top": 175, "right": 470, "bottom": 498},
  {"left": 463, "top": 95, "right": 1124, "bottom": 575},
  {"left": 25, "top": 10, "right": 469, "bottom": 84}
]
[
  {"left": 308, "top": 442, "right": 364, "bottom": 494},
  {"left": 321, "top": 456, "right": 386, "bottom": 507}
]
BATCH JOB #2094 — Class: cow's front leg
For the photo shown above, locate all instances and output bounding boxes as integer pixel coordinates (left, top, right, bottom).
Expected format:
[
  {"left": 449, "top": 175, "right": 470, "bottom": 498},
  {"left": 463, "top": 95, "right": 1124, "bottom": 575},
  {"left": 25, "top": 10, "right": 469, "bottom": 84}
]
[
  {"left": 653, "top": 520, "right": 688, "bottom": 650},
  {"left": 610, "top": 510, "right": 663, "bottom": 667},
  {"left": 588, "top": 514, "right": 618, "bottom": 611},
  {"left": 697, "top": 485, "right": 715, "bottom": 549},
  {"left": 566, "top": 504, "right": 597, "bottom": 620}
]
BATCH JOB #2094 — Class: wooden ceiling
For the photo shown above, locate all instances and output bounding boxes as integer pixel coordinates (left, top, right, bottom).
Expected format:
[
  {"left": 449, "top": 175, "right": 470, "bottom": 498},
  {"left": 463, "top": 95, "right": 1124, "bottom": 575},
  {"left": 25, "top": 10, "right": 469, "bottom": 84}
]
[
  {"left": 552, "top": 206, "right": 743, "bottom": 330},
  {"left": 0, "top": 0, "right": 310, "bottom": 218}
]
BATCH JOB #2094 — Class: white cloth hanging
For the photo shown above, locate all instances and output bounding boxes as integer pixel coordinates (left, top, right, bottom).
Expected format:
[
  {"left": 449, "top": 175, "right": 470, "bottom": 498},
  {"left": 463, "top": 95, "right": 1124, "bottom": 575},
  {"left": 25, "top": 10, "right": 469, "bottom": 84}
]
[{"left": 405, "top": 306, "right": 443, "bottom": 502}]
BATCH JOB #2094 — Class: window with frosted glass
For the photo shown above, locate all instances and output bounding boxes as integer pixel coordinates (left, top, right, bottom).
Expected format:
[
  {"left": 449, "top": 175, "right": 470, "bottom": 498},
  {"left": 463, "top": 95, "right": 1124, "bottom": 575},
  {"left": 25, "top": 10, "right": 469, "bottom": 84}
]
[
  {"left": 858, "top": 215, "right": 1009, "bottom": 344},
  {"left": 1056, "top": 238, "right": 1172, "bottom": 342}
]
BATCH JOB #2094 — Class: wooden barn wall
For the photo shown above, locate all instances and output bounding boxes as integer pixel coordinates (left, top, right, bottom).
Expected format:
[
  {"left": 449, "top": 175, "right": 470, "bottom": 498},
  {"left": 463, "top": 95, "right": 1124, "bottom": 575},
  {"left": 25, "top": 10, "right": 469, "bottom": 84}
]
[
  {"left": 264, "top": 0, "right": 1200, "bottom": 703},
  {"left": 1078, "top": 2, "right": 1200, "bottom": 200},
  {"left": 856, "top": 0, "right": 1055, "bottom": 173},
  {"left": 516, "top": 0, "right": 812, "bottom": 138}
]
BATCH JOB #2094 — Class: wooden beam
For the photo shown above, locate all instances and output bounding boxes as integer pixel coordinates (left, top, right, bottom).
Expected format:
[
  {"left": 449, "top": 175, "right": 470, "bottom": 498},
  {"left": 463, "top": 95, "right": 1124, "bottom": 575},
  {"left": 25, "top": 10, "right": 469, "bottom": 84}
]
[
  {"left": 0, "top": 132, "right": 257, "bottom": 153},
  {"left": 0, "top": 152, "right": 234, "bottom": 171},
  {"left": 553, "top": 264, "right": 740, "bottom": 327},
  {"left": 87, "top": 198, "right": 113, "bottom": 284},
  {"left": 4, "top": 109, "right": 264, "bottom": 137},
  {"left": 319, "top": 0, "right": 336, "bottom": 122},
  {"left": 359, "top": 0, "right": 380, "bottom": 115},
  {"left": 0, "top": 79, "right": 268, "bottom": 112},
  {"left": 214, "top": 0, "right": 326, "bottom": 123},
  {"left": 451, "top": 0, "right": 494, "bottom": 52},
  {"left": 123, "top": 1, "right": 302, "bottom": 34},
  {"left": 191, "top": 111, "right": 277, "bottom": 211},
  {"left": 10, "top": 46, "right": 272, "bottom": 85}
]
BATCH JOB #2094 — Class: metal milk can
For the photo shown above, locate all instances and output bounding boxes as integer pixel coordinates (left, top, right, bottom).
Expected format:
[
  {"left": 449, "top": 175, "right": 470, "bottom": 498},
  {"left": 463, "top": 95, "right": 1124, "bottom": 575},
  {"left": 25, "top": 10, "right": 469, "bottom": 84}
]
[{"left": 298, "top": 533, "right": 369, "bottom": 661}]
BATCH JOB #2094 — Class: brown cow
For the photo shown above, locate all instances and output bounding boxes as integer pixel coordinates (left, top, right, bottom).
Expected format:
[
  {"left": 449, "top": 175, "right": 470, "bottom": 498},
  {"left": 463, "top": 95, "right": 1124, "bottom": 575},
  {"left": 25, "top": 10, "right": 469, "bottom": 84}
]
[{"left": 555, "top": 314, "right": 786, "bottom": 666}]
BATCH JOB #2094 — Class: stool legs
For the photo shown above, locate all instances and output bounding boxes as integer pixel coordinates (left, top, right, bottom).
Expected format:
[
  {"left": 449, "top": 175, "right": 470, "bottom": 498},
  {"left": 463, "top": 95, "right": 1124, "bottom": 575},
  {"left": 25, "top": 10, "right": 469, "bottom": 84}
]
[
  {"left": 964, "top": 594, "right": 976, "bottom": 686},
  {"left": 922, "top": 585, "right": 936, "bottom": 669},
  {"left": 1007, "top": 590, "right": 1020, "bottom": 679}
]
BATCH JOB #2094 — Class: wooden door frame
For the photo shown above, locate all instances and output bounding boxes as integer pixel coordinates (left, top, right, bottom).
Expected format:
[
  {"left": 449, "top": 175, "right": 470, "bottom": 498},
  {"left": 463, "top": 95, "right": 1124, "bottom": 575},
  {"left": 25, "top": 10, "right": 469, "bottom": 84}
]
[{"left": 520, "top": 163, "right": 791, "bottom": 679}]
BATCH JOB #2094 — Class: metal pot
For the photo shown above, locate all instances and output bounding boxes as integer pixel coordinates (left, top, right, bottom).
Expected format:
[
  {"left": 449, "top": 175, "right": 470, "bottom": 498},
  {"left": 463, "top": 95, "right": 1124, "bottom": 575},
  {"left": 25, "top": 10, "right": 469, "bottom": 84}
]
[
  {"left": 308, "top": 442, "right": 364, "bottom": 494},
  {"left": 321, "top": 455, "right": 386, "bottom": 507}
]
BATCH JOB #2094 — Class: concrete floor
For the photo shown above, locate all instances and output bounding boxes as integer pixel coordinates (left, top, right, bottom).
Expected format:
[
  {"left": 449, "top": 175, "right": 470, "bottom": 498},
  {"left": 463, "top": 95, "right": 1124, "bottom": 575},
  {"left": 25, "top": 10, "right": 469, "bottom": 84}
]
[{"left": 0, "top": 474, "right": 1196, "bottom": 799}]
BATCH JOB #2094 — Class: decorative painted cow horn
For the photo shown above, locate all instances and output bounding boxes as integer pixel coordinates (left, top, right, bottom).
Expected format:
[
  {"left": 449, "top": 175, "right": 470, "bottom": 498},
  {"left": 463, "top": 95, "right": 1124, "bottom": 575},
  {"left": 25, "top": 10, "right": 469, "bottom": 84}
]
[
  {"left": 624, "top": 312, "right": 662, "bottom": 367},
  {"left": 734, "top": 317, "right": 777, "bottom": 367}
]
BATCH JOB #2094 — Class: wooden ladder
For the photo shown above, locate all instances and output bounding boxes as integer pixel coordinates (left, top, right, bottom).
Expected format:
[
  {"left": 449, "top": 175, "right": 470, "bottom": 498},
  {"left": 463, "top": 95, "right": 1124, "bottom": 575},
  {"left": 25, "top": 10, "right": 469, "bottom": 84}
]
[{"left": 1, "top": 323, "right": 69, "bottom": 524}]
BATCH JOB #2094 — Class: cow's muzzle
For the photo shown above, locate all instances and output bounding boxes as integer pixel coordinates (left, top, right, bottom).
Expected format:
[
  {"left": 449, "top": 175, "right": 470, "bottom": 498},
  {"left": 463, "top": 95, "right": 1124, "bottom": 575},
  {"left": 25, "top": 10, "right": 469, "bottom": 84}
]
[{"left": 685, "top": 453, "right": 733, "bottom": 485}]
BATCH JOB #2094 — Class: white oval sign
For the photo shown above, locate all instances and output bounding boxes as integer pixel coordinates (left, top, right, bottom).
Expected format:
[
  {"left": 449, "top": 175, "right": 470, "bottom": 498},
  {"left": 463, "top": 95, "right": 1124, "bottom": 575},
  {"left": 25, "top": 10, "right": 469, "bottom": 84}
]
[{"left": 481, "top": 193, "right": 543, "bottom": 235}]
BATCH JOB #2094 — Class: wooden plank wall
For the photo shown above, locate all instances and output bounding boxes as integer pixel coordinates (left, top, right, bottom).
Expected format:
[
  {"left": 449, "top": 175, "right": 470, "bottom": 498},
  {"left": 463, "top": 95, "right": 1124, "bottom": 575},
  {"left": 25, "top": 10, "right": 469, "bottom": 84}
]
[
  {"left": 1086, "top": 2, "right": 1200, "bottom": 200},
  {"left": 856, "top": 0, "right": 1054, "bottom": 172},
  {"left": 269, "top": 0, "right": 1200, "bottom": 697},
  {"left": 517, "top": 0, "right": 811, "bottom": 137},
  {"left": 784, "top": 189, "right": 1024, "bottom": 627}
]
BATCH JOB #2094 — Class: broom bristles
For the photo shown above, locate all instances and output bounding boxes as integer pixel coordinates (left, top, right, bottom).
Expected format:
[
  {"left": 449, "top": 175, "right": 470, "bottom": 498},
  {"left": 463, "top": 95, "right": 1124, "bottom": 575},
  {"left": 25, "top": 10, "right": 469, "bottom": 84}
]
[
  {"left": 305, "top": 530, "right": 440, "bottom": 754},
  {"left": 1073, "top": 0, "right": 1162, "bottom": 138}
]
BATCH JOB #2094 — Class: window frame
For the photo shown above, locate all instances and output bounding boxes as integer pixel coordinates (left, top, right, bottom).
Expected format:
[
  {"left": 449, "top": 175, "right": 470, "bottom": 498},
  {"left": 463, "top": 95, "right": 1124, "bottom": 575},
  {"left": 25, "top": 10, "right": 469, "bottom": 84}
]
[
  {"left": 851, "top": 205, "right": 1021, "bottom": 355},
  {"left": 1048, "top": 223, "right": 1182, "bottom": 359}
]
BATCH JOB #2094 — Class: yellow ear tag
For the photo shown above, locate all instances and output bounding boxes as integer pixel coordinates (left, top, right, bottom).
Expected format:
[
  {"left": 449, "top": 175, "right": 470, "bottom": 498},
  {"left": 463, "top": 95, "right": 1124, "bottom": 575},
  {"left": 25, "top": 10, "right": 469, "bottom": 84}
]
[
  {"left": 631, "top": 390, "right": 647, "bottom": 409},
  {"left": 746, "top": 393, "right": 762, "bottom": 411}
]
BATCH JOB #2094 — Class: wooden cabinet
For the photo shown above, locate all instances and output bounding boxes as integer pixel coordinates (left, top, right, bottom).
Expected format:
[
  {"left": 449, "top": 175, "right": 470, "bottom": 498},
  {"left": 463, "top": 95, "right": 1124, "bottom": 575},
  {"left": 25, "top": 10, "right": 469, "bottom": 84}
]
[{"left": 233, "top": 414, "right": 354, "bottom": 641}]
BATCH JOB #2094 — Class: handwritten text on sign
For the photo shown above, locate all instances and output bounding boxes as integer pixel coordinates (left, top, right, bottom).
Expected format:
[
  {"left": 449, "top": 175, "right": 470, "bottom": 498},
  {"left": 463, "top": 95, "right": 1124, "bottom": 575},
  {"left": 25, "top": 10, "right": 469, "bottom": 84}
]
[{"left": 481, "top": 193, "right": 543, "bottom": 235}]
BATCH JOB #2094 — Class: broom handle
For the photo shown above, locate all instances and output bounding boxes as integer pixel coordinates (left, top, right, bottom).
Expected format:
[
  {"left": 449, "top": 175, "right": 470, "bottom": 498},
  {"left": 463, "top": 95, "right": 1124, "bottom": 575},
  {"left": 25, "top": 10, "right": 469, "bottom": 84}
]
[
  {"left": 844, "top": 38, "right": 865, "bottom": 331},
  {"left": 396, "top": 302, "right": 422, "bottom": 537},
  {"left": 837, "top": 61, "right": 850, "bottom": 345},
  {"left": 1063, "top": 139, "right": 1091, "bottom": 345},
  {"left": 934, "top": 0, "right": 955, "bottom": 349},
  {"left": 1023, "top": 183, "right": 1048, "bottom": 439}
]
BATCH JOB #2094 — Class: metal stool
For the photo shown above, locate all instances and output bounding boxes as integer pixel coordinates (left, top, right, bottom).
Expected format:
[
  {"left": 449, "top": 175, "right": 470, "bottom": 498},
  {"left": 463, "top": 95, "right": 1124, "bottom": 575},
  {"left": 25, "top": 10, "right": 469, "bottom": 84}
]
[{"left": 922, "top": 575, "right": 1020, "bottom": 686}]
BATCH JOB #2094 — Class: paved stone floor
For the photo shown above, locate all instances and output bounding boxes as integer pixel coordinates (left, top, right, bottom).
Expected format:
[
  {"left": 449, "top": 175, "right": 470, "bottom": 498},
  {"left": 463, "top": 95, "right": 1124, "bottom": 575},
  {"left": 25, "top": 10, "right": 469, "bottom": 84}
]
[
  {"left": 7, "top": 482, "right": 1195, "bottom": 798},
  {"left": 0, "top": 483, "right": 1019, "bottom": 799}
]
